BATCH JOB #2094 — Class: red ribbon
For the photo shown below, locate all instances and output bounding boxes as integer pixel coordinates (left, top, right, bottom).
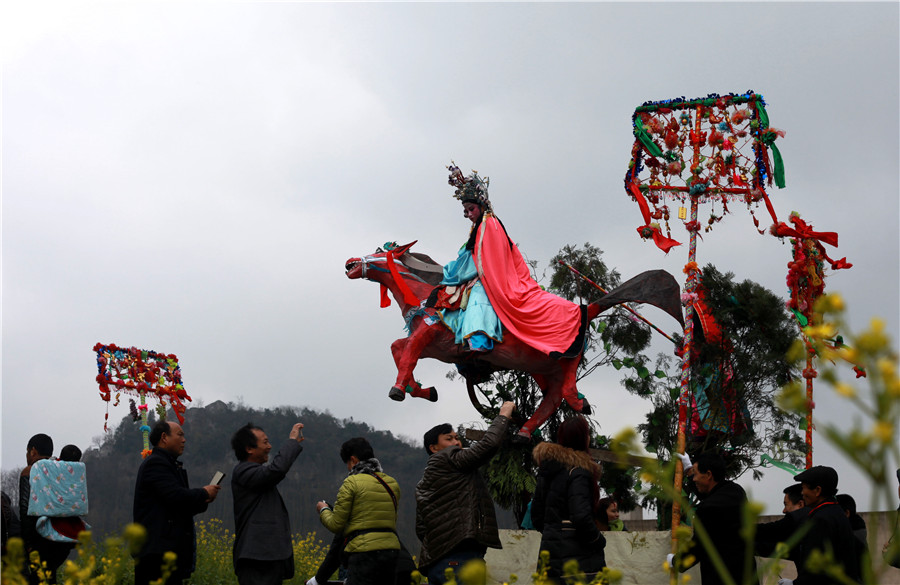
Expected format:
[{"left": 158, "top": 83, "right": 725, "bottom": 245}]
[
  {"left": 773, "top": 216, "right": 851, "bottom": 270},
  {"left": 380, "top": 285, "right": 391, "bottom": 308},
  {"left": 628, "top": 181, "right": 681, "bottom": 253},
  {"left": 773, "top": 216, "right": 838, "bottom": 248},
  {"left": 385, "top": 250, "right": 420, "bottom": 307}
]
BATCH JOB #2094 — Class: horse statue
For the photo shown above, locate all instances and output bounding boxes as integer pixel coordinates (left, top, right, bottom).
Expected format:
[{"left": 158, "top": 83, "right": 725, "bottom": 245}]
[{"left": 345, "top": 241, "right": 684, "bottom": 440}]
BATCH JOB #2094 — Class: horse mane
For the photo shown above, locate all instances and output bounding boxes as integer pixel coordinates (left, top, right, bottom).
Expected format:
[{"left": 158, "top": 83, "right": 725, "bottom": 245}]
[{"left": 401, "top": 251, "right": 444, "bottom": 286}]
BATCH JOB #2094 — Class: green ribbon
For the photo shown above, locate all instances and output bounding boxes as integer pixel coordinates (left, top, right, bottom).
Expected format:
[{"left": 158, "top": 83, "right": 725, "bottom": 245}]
[
  {"left": 634, "top": 121, "right": 663, "bottom": 158},
  {"left": 759, "top": 131, "right": 786, "bottom": 189},
  {"left": 756, "top": 100, "right": 770, "bottom": 128},
  {"left": 792, "top": 309, "right": 808, "bottom": 327},
  {"left": 760, "top": 454, "right": 803, "bottom": 476}
]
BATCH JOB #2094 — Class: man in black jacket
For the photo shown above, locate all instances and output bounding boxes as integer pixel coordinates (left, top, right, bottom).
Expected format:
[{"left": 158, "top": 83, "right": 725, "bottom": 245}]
[
  {"left": 133, "top": 420, "right": 221, "bottom": 585},
  {"left": 672, "top": 452, "right": 759, "bottom": 585},
  {"left": 781, "top": 465, "right": 861, "bottom": 585},
  {"left": 231, "top": 422, "right": 304, "bottom": 585},
  {"left": 755, "top": 483, "right": 807, "bottom": 567},
  {"left": 415, "top": 401, "right": 513, "bottom": 584}
]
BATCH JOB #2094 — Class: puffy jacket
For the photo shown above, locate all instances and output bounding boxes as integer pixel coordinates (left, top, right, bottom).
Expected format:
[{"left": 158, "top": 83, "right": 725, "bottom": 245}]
[
  {"left": 531, "top": 441, "right": 605, "bottom": 575},
  {"left": 319, "top": 472, "right": 401, "bottom": 554},
  {"left": 415, "top": 414, "right": 510, "bottom": 568}
]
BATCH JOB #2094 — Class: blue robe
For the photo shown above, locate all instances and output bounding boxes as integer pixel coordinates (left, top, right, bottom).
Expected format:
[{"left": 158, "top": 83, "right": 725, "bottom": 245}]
[{"left": 438, "top": 246, "right": 502, "bottom": 350}]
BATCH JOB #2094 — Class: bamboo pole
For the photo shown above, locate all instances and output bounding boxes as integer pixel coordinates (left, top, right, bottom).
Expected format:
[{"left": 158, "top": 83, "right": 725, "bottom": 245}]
[{"left": 671, "top": 108, "right": 704, "bottom": 578}]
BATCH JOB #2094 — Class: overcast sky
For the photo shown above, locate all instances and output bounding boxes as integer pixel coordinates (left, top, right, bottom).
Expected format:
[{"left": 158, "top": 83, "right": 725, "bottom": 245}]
[{"left": 2, "top": 2, "right": 898, "bottom": 516}]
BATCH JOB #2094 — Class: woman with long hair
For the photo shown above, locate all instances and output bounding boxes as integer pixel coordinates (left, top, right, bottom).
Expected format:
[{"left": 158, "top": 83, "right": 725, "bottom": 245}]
[{"left": 531, "top": 416, "right": 605, "bottom": 582}]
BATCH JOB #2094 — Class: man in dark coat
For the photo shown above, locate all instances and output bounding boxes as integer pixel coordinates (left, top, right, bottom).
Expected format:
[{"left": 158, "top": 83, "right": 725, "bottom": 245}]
[
  {"left": 672, "top": 452, "right": 759, "bottom": 585},
  {"left": 755, "top": 483, "right": 807, "bottom": 567},
  {"left": 781, "top": 466, "right": 861, "bottom": 585},
  {"left": 230, "top": 422, "right": 304, "bottom": 585},
  {"left": 133, "top": 420, "right": 220, "bottom": 585},
  {"left": 415, "top": 401, "right": 513, "bottom": 584}
]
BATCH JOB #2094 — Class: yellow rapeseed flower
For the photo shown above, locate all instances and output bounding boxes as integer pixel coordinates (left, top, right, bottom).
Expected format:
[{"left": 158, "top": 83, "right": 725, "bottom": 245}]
[
  {"left": 815, "top": 293, "right": 844, "bottom": 314},
  {"left": 873, "top": 421, "right": 894, "bottom": 444},
  {"left": 605, "top": 567, "right": 623, "bottom": 582},
  {"left": 786, "top": 339, "right": 807, "bottom": 363},
  {"left": 834, "top": 383, "right": 856, "bottom": 398},
  {"left": 856, "top": 319, "right": 889, "bottom": 354},
  {"left": 804, "top": 323, "right": 837, "bottom": 340},
  {"left": 833, "top": 346, "right": 860, "bottom": 367},
  {"left": 458, "top": 559, "right": 487, "bottom": 585}
]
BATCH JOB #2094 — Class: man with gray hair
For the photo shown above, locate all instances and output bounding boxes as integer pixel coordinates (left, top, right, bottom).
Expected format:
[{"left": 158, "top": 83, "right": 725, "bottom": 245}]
[{"left": 231, "top": 422, "right": 305, "bottom": 585}]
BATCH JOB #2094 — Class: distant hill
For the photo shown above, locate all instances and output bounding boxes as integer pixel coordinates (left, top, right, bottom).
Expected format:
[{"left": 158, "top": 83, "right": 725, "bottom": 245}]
[{"left": 81, "top": 400, "right": 515, "bottom": 550}]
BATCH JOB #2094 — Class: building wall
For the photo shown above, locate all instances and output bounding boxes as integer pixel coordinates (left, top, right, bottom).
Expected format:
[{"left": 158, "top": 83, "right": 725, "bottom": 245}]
[{"left": 485, "top": 511, "right": 900, "bottom": 585}]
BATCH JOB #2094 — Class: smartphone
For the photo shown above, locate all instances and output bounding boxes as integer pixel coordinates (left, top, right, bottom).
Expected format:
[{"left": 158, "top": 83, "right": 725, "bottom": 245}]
[{"left": 211, "top": 471, "right": 226, "bottom": 485}]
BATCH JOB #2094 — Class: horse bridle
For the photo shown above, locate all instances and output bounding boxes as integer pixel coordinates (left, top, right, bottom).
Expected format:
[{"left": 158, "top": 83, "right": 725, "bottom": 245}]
[{"left": 357, "top": 250, "right": 442, "bottom": 284}]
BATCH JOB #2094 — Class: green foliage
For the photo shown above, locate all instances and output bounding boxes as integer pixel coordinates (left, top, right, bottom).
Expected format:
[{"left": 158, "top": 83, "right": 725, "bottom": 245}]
[{"left": 635, "top": 265, "right": 804, "bottom": 524}]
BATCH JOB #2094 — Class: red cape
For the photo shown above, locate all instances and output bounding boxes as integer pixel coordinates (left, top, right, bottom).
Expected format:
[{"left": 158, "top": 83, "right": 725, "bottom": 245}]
[{"left": 473, "top": 214, "right": 583, "bottom": 355}]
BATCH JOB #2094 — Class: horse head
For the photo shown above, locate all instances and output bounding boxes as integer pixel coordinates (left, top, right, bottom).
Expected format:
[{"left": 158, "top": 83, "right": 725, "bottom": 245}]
[
  {"left": 345, "top": 241, "right": 445, "bottom": 311},
  {"left": 345, "top": 241, "right": 419, "bottom": 281}
]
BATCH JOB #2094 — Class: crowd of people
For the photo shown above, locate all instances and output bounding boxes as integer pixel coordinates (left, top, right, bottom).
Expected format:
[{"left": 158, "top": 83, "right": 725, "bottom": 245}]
[{"left": 4, "top": 416, "right": 899, "bottom": 585}]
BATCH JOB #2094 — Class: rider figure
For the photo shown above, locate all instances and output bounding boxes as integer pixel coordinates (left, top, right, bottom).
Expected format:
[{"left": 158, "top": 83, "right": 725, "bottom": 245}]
[{"left": 429, "top": 164, "right": 503, "bottom": 353}]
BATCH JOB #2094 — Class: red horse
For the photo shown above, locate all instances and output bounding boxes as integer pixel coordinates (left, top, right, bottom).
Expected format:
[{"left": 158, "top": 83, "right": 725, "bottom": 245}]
[{"left": 345, "top": 241, "right": 684, "bottom": 440}]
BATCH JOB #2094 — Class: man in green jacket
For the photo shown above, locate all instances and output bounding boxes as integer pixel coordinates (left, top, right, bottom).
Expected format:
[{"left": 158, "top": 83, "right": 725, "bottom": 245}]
[
  {"left": 316, "top": 437, "right": 400, "bottom": 585},
  {"left": 415, "top": 401, "right": 514, "bottom": 584}
]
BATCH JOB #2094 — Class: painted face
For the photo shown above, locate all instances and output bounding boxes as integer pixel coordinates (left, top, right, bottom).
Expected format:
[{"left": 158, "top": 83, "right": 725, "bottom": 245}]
[
  {"left": 246, "top": 429, "right": 272, "bottom": 464},
  {"left": 463, "top": 202, "right": 483, "bottom": 224},
  {"left": 429, "top": 431, "right": 461, "bottom": 454},
  {"left": 607, "top": 502, "right": 620, "bottom": 521}
]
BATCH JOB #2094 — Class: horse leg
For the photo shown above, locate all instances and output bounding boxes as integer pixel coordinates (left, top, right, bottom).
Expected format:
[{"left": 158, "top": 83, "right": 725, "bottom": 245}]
[
  {"left": 389, "top": 322, "right": 439, "bottom": 402},
  {"left": 559, "top": 358, "right": 590, "bottom": 413},
  {"left": 514, "top": 373, "right": 562, "bottom": 442}
]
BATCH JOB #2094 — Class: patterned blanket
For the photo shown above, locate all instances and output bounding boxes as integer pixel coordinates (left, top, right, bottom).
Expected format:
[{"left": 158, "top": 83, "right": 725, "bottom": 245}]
[{"left": 27, "top": 459, "right": 90, "bottom": 541}]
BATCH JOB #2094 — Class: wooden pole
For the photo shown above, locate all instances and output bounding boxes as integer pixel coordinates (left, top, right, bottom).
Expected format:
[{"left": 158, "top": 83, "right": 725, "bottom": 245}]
[
  {"left": 805, "top": 355, "right": 814, "bottom": 468},
  {"left": 671, "top": 108, "right": 704, "bottom": 571}
]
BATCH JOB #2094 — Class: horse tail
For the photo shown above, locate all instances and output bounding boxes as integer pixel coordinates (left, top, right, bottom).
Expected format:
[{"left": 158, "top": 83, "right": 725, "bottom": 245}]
[{"left": 586, "top": 269, "right": 684, "bottom": 327}]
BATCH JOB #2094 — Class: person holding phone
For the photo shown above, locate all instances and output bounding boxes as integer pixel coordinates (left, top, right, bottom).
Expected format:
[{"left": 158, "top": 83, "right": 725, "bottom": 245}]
[
  {"left": 230, "top": 422, "right": 305, "bottom": 585},
  {"left": 133, "top": 421, "right": 221, "bottom": 585}
]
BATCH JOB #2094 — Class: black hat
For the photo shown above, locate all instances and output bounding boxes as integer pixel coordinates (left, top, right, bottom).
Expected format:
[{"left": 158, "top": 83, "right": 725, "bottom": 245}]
[{"left": 794, "top": 465, "right": 839, "bottom": 495}]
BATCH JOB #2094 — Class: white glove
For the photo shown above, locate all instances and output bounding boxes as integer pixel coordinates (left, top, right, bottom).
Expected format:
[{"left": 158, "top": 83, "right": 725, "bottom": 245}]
[
  {"left": 675, "top": 452, "right": 693, "bottom": 471},
  {"left": 666, "top": 553, "right": 675, "bottom": 566},
  {"left": 306, "top": 578, "right": 320, "bottom": 585},
  {"left": 778, "top": 579, "right": 793, "bottom": 585}
]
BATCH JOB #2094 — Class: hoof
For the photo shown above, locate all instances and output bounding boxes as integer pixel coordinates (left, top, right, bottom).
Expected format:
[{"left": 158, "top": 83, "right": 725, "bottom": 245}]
[
  {"left": 425, "top": 387, "right": 438, "bottom": 402},
  {"left": 389, "top": 386, "right": 406, "bottom": 402},
  {"left": 511, "top": 432, "right": 533, "bottom": 446},
  {"left": 580, "top": 397, "right": 592, "bottom": 416}
]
